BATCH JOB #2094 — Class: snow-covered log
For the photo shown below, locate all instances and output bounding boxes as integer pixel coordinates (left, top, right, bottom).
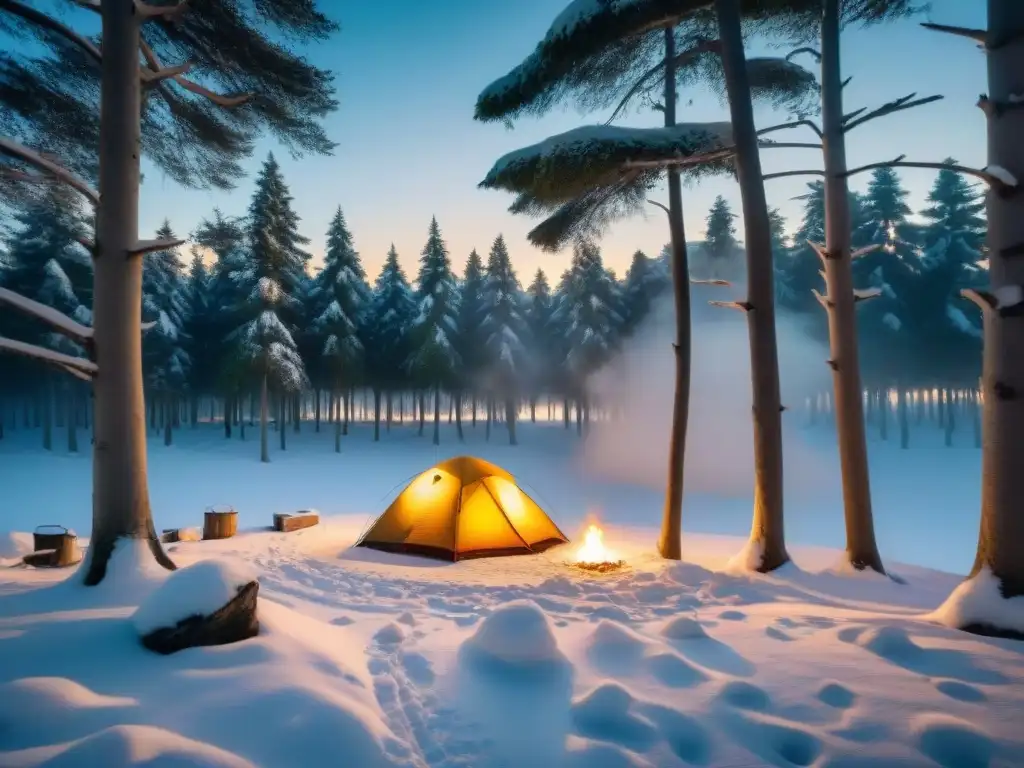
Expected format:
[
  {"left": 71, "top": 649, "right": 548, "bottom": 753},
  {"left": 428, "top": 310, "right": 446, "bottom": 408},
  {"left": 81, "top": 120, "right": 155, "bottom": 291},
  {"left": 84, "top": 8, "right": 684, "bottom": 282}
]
[
  {"left": 0, "top": 286, "right": 93, "bottom": 344},
  {"left": 479, "top": 122, "right": 733, "bottom": 205},
  {"left": 0, "top": 336, "right": 97, "bottom": 376}
]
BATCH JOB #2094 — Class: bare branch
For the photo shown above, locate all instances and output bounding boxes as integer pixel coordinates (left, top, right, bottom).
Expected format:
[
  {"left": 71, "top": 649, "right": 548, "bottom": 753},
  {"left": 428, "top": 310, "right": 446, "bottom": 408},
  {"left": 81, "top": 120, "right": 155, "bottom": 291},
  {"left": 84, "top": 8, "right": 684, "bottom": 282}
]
[
  {"left": 0, "top": 336, "right": 97, "bottom": 375},
  {"left": 139, "top": 39, "right": 253, "bottom": 108},
  {"left": 691, "top": 278, "right": 731, "bottom": 286},
  {"left": 69, "top": 0, "right": 99, "bottom": 10},
  {"left": 759, "top": 141, "right": 823, "bottom": 150},
  {"left": 130, "top": 238, "right": 186, "bottom": 256},
  {"left": 757, "top": 119, "right": 823, "bottom": 139},
  {"left": 141, "top": 61, "right": 193, "bottom": 86},
  {"left": 853, "top": 287, "right": 882, "bottom": 303},
  {"left": 841, "top": 155, "right": 1015, "bottom": 192},
  {"left": 852, "top": 244, "right": 882, "bottom": 259},
  {"left": 646, "top": 199, "right": 670, "bottom": 216},
  {"left": 136, "top": 0, "right": 189, "bottom": 22},
  {"left": 0, "top": 0, "right": 102, "bottom": 64},
  {"left": 920, "top": 22, "right": 987, "bottom": 46},
  {"left": 605, "top": 40, "right": 720, "bottom": 125},
  {"left": 57, "top": 362, "right": 94, "bottom": 382},
  {"left": 807, "top": 240, "right": 830, "bottom": 264},
  {"left": 622, "top": 146, "right": 737, "bottom": 171},
  {"left": 0, "top": 287, "right": 94, "bottom": 345},
  {"left": 763, "top": 168, "right": 825, "bottom": 181},
  {"left": 977, "top": 93, "right": 1024, "bottom": 118},
  {"left": 142, "top": 320, "right": 158, "bottom": 332},
  {"left": 710, "top": 300, "right": 753, "bottom": 311},
  {"left": 841, "top": 107, "right": 867, "bottom": 124},
  {"left": 812, "top": 289, "right": 833, "bottom": 309},
  {"left": 0, "top": 138, "right": 99, "bottom": 205},
  {"left": 786, "top": 46, "right": 821, "bottom": 63},
  {"left": 844, "top": 93, "right": 944, "bottom": 132},
  {"left": 841, "top": 76, "right": 852, "bottom": 89},
  {"left": 961, "top": 288, "right": 997, "bottom": 311}
]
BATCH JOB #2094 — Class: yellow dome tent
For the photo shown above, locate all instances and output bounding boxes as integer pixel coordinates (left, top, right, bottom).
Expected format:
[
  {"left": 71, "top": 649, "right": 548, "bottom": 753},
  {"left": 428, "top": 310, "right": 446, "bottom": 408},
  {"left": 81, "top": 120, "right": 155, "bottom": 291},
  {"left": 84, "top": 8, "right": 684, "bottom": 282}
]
[{"left": 357, "top": 456, "right": 569, "bottom": 561}]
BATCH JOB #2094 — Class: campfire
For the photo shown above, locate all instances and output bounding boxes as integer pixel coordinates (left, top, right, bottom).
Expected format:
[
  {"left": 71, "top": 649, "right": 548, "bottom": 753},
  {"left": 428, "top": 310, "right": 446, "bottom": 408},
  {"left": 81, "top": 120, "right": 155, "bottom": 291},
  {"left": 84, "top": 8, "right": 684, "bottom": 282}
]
[{"left": 570, "top": 524, "right": 625, "bottom": 573}]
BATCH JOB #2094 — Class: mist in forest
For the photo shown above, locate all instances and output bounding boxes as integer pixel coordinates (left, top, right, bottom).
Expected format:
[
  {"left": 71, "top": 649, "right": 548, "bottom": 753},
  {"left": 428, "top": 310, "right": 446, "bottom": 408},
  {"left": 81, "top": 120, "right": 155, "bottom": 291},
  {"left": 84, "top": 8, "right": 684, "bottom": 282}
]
[{"left": 582, "top": 287, "right": 839, "bottom": 498}]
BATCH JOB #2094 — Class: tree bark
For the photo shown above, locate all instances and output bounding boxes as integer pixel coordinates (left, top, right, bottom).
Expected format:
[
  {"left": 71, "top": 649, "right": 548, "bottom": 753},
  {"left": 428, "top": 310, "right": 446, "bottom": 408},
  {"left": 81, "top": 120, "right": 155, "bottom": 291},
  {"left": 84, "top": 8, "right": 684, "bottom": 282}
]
[
  {"left": 82, "top": 0, "right": 174, "bottom": 584},
  {"left": 563, "top": 398, "right": 570, "bottom": 429},
  {"left": 260, "top": 374, "right": 269, "bottom": 463},
  {"left": 432, "top": 387, "right": 441, "bottom": 446},
  {"left": 656, "top": 27, "right": 693, "bottom": 562},
  {"left": 716, "top": 0, "right": 788, "bottom": 572},
  {"left": 973, "top": 387, "right": 981, "bottom": 449},
  {"left": 810, "top": 0, "right": 886, "bottom": 572}
]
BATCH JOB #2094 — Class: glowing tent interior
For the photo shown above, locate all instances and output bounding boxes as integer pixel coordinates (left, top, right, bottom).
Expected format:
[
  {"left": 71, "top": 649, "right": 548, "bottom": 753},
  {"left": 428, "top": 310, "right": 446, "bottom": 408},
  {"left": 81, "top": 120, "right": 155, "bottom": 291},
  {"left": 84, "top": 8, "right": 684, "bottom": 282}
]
[{"left": 357, "top": 456, "right": 569, "bottom": 561}]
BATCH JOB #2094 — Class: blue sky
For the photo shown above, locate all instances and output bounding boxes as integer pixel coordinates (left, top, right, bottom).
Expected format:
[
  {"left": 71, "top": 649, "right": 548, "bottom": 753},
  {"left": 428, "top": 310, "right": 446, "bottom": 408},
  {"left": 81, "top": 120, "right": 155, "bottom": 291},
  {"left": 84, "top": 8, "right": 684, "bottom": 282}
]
[{"left": 91, "top": 1, "right": 992, "bottom": 280}]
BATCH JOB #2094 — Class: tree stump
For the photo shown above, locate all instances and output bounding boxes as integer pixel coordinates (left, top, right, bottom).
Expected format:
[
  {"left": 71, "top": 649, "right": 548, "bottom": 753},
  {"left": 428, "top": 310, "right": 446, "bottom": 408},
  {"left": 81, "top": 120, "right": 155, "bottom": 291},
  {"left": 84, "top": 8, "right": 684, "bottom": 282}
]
[
  {"left": 203, "top": 506, "right": 238, "bottom": 540},
  {"left": 273, "top": 511, "right": 320, "bottom": 533},
  {"left": 26, "top": 526, "right": 80, "bottom": 567},
  {"left": 140, "top": 580, "right": 260, "bottom": 655},
  {"left": 161, "top": 527, "right": 202, "bottom": 544}
]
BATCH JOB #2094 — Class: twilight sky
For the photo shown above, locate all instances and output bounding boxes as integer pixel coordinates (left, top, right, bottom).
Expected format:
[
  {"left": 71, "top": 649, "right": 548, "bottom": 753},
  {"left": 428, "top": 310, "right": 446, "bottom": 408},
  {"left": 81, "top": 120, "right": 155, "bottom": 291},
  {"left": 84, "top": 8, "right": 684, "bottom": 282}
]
[{"left": 131, "top": 0, "right": 987, "bottom": 282}]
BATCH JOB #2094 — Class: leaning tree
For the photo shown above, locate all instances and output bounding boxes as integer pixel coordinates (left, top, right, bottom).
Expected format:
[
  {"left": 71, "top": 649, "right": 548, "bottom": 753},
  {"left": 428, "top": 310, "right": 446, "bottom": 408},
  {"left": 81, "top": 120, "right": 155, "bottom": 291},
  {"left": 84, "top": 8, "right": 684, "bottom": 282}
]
[
  {"left": 0, "top": 0, "right": 338, "bottom": 584},
  {"left": 475, "top": 0, "right": 820, "bottom": 569}
]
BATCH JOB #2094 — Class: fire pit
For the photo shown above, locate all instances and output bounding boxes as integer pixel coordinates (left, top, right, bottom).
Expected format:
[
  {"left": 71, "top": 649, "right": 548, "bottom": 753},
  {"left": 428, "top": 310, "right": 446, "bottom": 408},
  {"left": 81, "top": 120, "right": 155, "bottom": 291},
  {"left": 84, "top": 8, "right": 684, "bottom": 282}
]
[{"left": 569, "top": 524, "right": 625, "bottom": 573}]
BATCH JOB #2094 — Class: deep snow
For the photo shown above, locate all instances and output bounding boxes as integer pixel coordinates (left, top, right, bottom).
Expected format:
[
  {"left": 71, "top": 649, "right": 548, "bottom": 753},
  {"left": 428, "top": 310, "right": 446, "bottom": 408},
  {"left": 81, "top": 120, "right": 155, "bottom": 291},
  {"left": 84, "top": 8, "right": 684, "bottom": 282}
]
[{"left": 1, "top": 416, "right": 1022, "bottom": 767}]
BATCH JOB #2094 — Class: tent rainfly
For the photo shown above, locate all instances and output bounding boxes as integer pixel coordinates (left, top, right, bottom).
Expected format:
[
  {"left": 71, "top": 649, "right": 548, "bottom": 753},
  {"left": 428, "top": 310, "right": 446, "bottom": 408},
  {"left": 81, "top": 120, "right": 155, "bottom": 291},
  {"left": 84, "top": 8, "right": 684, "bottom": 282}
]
[{"left": 357, "top": 456, "right": 568, "bottom": 561}]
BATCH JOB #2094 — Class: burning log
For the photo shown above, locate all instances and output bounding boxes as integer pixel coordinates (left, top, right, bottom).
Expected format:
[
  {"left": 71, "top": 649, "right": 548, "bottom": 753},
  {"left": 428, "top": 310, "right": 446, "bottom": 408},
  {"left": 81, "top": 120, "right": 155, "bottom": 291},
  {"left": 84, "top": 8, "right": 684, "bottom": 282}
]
[{"left": 570, "top": 524, "right": 625, "bottom": 573}]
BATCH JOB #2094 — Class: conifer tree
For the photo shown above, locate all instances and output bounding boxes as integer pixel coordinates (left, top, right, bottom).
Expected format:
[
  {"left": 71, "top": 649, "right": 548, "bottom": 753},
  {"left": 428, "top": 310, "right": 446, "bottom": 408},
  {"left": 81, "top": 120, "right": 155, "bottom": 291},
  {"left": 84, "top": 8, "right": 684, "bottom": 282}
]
[
  {"left": 482, "top": 234, "right": 528, "bottom": 445},
  {"left": 524, "top": 268, "right": 554, "bottom": 421},
  {"left": 231, "top": 155, "right": 309, "bottom": 462},
  {"left": 456, "top": 248, "right": 487, "bottom": 434},
  {"left": 703, "top": 195, "right": 739, "bottom": 281},
  {"left": 622, "top": 250, "right": 667, "bottom": 336},
  {"left": 141, "top": 221, "right": 189, "bottom": 445},
  {"left": 366, "top": 244, "right": 416, "bottom": 440},
  {"left": 183, "top": 247, "right": 213, "bottom": 426},
  {"left": 408, "top": 217, "right": 460, "bottom": 446},
  {"left": 312, "top": 207, "right": 369, "bottom": 450}
]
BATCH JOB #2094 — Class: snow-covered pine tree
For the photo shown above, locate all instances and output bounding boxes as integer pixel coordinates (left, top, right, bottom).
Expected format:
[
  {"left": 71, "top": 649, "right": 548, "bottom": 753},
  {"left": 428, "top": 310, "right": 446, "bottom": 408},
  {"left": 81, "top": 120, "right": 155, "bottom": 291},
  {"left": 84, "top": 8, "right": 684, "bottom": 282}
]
[
  {"left": 408, "top": 217, "right": 461, "bottom": 446},
  {"left": 183, "top": 248, "right": 214, "bottom": 427},
  {"left": 312, "top": 207, "right": 370, "bottom": 451},
  {"left": 365, "top": 244, "right": 417, "bottom": 440},
  {"left": 768, "top": 208, "right": 797, "bottom": 310},
  {"left": 195, "top": 209, "right": 248, "bottom": 438},
  {"left": 909, "top": 161, "right": 987, "bottom": 382},
  {"left": 456, "top": 248, "right": 487, "bottom": 435},
  {"left": 524, "top": 268, "right": 555, "bottom": 422},
  {"left": 622, "top": 249, "right": 668, "bottom": 336},
  {"left": 703, "top": 196, "right": 739, "bottom": 281},
  {"left": 481, "top": 234, "right": 528, "bottom": 445},
  {"left": 554, "top": 240, "right": 621, "bottom": 434},
  {"left": 230, "top": 154, "right": 310, "bottom": 462},
  {"left": 0, "top": 185, "right": 92, "bottom": 451},
  {"left": 141, "top": 221, "right": 190, "bottom": 445}
]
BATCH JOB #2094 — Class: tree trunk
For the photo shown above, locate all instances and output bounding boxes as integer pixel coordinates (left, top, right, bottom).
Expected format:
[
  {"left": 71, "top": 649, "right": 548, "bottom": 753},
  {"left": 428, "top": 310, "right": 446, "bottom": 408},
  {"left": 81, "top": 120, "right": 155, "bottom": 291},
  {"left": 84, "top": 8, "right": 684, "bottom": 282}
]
[
  {"left": 941, "top": 0, "right": 1024, "bottom": 634},
  {"left": 43, "top": 377, "right": 52, "bottom": 451},
  {"left": 455, "top": 390, "right": 464, "bottom": 441},
  {"left": 373, "top": 388, "right": 382, "bottom": 442},
  {"left": 945, "top": 390, "right": 955, "bottom": 447},
  {"left": 506, "top": 396, "right": 517, "bottom": 445},
  {"left": 448, "top": 395, "right": 454, "bottom": 424},
  {"left": 563, "top": 398, "right": 570, "bottom": 429},
  {"left": 472, "top": 393, "right": 477, "bottom": 427},
  {"left": 576, "top": 398, "right": 583, "bottom": 436},
  {"left": 973, "top": 387, "right": 982, "bottom": 449},
  {"left": 530, "top": 397, "right": 537, "bottom": 423},
  {"left": 82, "top": 0, "right": 174, "bottom": 584},
  {"left": 260, "top": 375, "right": 269, "bottom": 463},
  {"left": 279, "top": 395, "right": 287, "bottom": 450},
  {"left": 809, "top": 0, "right": 886, "bottom": 573},
  {"left": 386, "top": 390, "right": 392, "bottom": 431},
  {"left": 343, "top": 388, "right": 350, "bottom": 435},
  {"left": 418, "top": 391, "right": 425, "bottom": 436},
  {"left": 716, "top": 0, "right": 788, "bottom": 572},
  {"left": 655, "top": 29, "right": 693, "bottom": 562},
  {"left": 898, "top": 387, "right": 910, "bottom": 449},
  {"left": 224, "top": 395, "right": 233, "bottom": 438},
  {"left": 485, "top": 397, "right": 492, "bottom": 441},
  {"left": 67, "top": 384, "right": 78, "bottom": 453},
  {"left": 314, "top": 389, "right": 321, "bottom": 432},
  {"left": 163, "top": 395, "right": 173, "bottom": 446},
  {"left": 433, "top": 387, "right": 441, "bottom": 446}
]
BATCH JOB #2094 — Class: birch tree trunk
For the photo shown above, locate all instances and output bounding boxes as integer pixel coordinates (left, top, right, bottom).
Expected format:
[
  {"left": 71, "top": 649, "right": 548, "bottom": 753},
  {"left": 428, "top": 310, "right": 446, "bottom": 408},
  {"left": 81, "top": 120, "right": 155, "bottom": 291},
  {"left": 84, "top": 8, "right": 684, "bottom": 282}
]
[
  {"left": 716, "top": 0, "right": 788, "bottom": 571},
  {"left": 656, "top": 26, "right": 693, "bottom": 562}
]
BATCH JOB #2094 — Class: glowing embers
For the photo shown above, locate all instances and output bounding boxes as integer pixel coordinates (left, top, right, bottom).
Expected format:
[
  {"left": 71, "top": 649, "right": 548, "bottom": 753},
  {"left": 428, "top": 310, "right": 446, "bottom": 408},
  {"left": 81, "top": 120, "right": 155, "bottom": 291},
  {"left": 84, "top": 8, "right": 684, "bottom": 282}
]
[{"left": 570, "top": 523, "right": 625, "bottom": 573}]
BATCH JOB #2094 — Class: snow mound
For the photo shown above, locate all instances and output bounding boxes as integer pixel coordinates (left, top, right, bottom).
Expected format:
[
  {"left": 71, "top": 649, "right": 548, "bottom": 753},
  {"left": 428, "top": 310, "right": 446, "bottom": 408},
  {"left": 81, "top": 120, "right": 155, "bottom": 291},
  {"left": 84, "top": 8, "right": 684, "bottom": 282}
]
[
  {"left": 912, "top": 713, "right": 995, "bottom": 768},
  {"left": 459, "top": 600, "right": 567, "bottom": 672},
  {"left": 855, "top": 625, "right": 920, "bottom": 660},
  {"left": 3, "top": 724, "right": 256, "bottom": 768},
  {"left": 824, "top": 558, "right": 891, "bottom": 581},
  {"left": 660, "top": 616, "right": 708, "bottom": 640},
  {"left": 373, "top": 622, "right": 405, "bottom": 646},
  {"left": 132, "top": 559, "right": 258, "bottom": 635},
  {"left": 930, "top": 567, "right": 1024, "bottom": 635},
  {"left": 724, "top": 538, "right": 764, "bottom": 574},
  {"left": 0, "top": 677, "right": 136, "bottom": 721},
  {"left": 95, "top": 539, "right": 176, "bottom": 603},
  {"left": 0, "top": 531, "right": 33, "bottom": 564},
  {"left": 571, "top": 682, "right": 659, "bottom": 752}
]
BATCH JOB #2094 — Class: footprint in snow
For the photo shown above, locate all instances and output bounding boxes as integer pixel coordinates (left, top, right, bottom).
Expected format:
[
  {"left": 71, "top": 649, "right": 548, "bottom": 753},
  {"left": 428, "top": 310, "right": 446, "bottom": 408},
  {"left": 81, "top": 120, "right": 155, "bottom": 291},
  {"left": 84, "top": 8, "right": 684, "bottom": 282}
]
[{"left": 913, "top": 713, "right": 995, "bottom": 768}]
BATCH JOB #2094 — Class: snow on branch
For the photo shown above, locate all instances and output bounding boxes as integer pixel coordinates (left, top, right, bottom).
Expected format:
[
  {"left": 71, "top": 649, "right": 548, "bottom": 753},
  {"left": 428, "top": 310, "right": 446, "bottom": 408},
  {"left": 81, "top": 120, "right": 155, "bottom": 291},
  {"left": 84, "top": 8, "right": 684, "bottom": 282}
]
[
  {"left": 129, "top": 238, "right": 186, "bottom": 256},
  {"left": 0, "top": 286, "right": 93, "bottom": 344},
  {"left": 691, "top": 278, "right": 731, "bottom": 286},
  {"left": 843, "top": 93, "right": 944, "bottom": 132},
  {"left": 479, "top": 122, "right": 733, "bottom": 205},
  {"left": 0, "top": 336, "right": 97, "bottom": 377},
  {"left": 758, "top": 140, "right": 823, "bottom": 151},
  {"left": 841, "top": 155, "right": 1018, "bottom": 193},
  {"left": 962, "top": 285, "right": 1024, "bottom": 316},
  {"left": 763, "top": 168, "right": 825, "bottom": 181},
  {"left": 139, "top": 39, "right": 252, "bottom": 108},
  {"left": 0, "top": 0, "right": 102, "bottom": 64},
  {"left": 0, "top": 138, "right": 99, "bottom": 205},
  {"left": 852, "top": 244, "right": 882, "bottom": 259},
  {"left": 709, "top": 300, "right": 753, "bottom": 312},
  {"left": 853, "top": 287, "right": 882, "bottom": 303},
  {"left": 757, "top": 119, "right": 823, "bottom": 139}
]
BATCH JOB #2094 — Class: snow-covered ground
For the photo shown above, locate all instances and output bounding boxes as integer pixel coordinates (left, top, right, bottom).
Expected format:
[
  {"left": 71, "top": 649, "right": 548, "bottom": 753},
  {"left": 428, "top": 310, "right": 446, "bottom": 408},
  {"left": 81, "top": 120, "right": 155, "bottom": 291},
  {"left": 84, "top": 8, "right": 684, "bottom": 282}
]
[{"left": 1, "top": 420, "right": 1019, "bottom": 767}]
